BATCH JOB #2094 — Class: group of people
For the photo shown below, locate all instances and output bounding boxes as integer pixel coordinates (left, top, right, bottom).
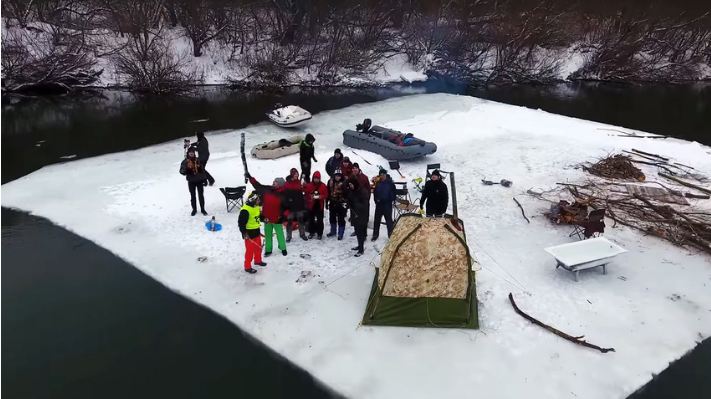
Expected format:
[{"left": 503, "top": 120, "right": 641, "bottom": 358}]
[{"left": 179, "top": 131, "right": 450, "bottom": 275}]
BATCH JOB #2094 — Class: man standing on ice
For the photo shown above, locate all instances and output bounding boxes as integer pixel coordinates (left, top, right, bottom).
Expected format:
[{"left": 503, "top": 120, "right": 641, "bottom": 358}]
[
  {"left": 246, "top": 173, "right": 288, "bottom": 257},
  {"left": 326, "top": 169, "right": 348, "bottom": 240},
  {"left": 325, "top": 148, "right": 343, "bottom": 178},
  {"left": 299, "top": 133, "right": 317, "bottom": 183},
  {"left": 304, "top": 171, "right": 329, "bottom": 239},
  {"left": 238, "top": 192, "right": 267, "bottom": 274},
  {"left": 192, "top": 131, "right": 215, "bottom": 186},
  {"left": 420, "top": 169, "right": 448, "bottom": 217},
  {"left": 349, "top": 163, "right": 370, "bottom": 237},
  {"left": 179, "top": 147, "right": 209, "bottom": 216},
  {"left": 346, "top": 176, "right": 369, "bottom": 257},
  {"left": 371, "top": 169, "right": 396, "bottom": 240},
  {"left": 283, "top": 168, "right": 309, "bottom": 241}
]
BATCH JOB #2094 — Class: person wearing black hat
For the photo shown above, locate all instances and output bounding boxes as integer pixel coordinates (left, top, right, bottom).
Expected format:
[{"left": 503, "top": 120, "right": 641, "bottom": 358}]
[
  {"left": 326, "top": 169, "right": 348, "bottom": 239},
  {"left": 179, "top": 147, "right": 209, "bottom": 216},
  {"left": 191, "top": 131, "right": 215, "bottom": 186},
  {"left": 371, "top": 169, "right": 396, "bottom": 240},
  {"left": 420, "top": 169, "right": 448, "bottom": 217},
  {"left": 325, "top": 148, "right": 343, "bottom": 178},
  {"left": 346, "top": 175, "right": 369, "bottom": 256},
  {"left": 299, "top": 133, "right": 317, "bottom": 183}
]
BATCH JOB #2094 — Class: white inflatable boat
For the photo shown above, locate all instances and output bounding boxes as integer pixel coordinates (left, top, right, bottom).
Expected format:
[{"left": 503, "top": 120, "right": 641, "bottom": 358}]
[
  {"left": 266, "top": 105, "right": 312, "bottom": 128},
  {"left": 251, "top": 135, "right": 303, "bottom": 159}
]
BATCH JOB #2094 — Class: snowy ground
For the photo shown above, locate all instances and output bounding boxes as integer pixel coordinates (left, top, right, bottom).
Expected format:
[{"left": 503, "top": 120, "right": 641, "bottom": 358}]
[{"left": 3, "top": 94, "right": 711, "bottom": 399}]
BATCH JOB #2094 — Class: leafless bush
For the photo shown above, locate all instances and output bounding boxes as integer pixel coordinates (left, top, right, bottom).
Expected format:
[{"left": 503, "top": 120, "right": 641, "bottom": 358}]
[
  {"left": 176, "top": 0, "right": 232, "bottom": 57},
  {"left": 112, "top": 29, "right": 197, "bottom": 93},
  {"left": 1, "top": 27, "right": 101, "bottom": 94}
]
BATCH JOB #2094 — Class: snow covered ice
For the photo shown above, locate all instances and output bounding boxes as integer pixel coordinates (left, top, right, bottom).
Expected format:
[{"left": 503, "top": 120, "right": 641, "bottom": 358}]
[{"left": 3, "top": 94, "right": 711, "bottom": 399}]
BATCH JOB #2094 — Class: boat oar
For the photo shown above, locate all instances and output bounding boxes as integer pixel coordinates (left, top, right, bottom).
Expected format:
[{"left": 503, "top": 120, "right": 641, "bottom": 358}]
[
  {"left": 350, "top": 150, "right": 373, "bottom": 166},
  {"left": 388, "top": 160, "right": 405, "bottom": 178}
]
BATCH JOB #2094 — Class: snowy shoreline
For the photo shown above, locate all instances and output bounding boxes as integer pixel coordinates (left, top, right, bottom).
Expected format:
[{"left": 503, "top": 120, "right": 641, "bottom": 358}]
[{"left": 3, "top": 94, "right": 711, "bottom": 398}]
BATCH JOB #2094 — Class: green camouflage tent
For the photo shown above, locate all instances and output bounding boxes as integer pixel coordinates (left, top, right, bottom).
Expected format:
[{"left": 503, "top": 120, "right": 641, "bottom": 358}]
[{"left": 362, "top": 214, "right": 479, "bottom": 329}]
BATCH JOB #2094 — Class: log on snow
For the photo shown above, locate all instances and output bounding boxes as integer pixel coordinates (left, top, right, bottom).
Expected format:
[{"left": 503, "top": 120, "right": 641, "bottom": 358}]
[{"left": 659, "top": 173, "right": 711, "bottom": 195}]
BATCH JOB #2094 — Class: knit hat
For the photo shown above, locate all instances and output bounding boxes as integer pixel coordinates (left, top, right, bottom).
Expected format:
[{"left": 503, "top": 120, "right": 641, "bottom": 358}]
[
  {"left": 353, "top": 162, "right": 360, "bottom": 169},
  {"left": 290, "top": 167, "right": 299, "bottom": 176},
  {"left": 334, "top": 148, "right": 342, "bottom": 155},
  {"left": 273, "top": 177, "right": 285, "bottom": 187},
  {"left": 312, "top": 171, "right": 321, "bottom": 181},
  {"left": 378, "top": 168, "right": 387, "bottom": 175},
  {"left": 334, "top": 169, "right": 343, "bottom": 176},
  {"left": 431, "top": 169, "right": 441, "bottom": 177},
  {"left": 305, "top": 133, "right": 315, "bottom": 143},
  {"left": 246, "top": 191, "right": 259, "bottom": 206}
]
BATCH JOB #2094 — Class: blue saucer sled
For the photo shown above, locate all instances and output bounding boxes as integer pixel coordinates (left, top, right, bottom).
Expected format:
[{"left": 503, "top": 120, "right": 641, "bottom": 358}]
[{"left": 205, "top": 221, "right": 222, "bottom": 232}]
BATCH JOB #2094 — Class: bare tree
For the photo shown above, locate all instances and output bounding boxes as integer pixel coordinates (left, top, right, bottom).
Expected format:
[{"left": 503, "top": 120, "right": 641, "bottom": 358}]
[{"left": 176, "top": 0, "right": 232, "bottom": 57}]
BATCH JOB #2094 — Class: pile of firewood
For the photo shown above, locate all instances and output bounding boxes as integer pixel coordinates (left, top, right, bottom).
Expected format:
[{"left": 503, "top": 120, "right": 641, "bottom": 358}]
[
  {"left": 582, "top": 154, "right": 645, "bottom": 181},
  {"left": 530, "top": 181, "right": 711, "bottom": 255}
]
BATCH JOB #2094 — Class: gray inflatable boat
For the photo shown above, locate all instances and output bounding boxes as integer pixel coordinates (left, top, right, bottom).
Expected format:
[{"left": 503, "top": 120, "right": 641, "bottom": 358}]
[{"left": 342, "top": 125, "right": 437, "bottom": 161}]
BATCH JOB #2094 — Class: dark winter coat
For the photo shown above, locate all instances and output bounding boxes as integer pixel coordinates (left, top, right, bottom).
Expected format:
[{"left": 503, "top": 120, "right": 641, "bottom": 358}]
[
  {"left": 304, "top": 171, "right": 329, "bottom": 211},
  {"left": 282, "top": 179, "right": 306, "bottom": 213},
  {"left": 373, "top": 175, "right": 396, "bottom": 206},
  {"left": 193, "top": 137, "right": 210, "bottom": 163},
  {"left": 420, "top": 179, "right": 449, "bottom": 215},
  {"left": 179, "top": 157, "right": 207, "bottom": 183},
  {"left": 346, "top": 177, "right": 370, "bottom": 228},
  {"left": 299, "top": 140, "right": 316, "bottom": 162},
  {"left": 353, "top": 172, "right": 371, "bottom": 200},
  {"left": 325, "top": 155, "right": 343, "bottom": 177},
  {"left": 249, "top": 177, "right": 284, "bottom": 223}
]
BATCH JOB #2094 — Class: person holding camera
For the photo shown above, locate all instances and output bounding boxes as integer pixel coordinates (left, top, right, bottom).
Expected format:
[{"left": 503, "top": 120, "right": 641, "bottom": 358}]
[{"left": 179, "top": 147, "right": 208, "bottom": 216}]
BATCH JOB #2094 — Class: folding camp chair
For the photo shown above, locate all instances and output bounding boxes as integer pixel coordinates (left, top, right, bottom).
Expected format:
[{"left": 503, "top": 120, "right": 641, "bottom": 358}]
[
  {"left": 392, "top": 182, "right": 420, "bottom": 220},
  {"left": 220, "top": 186, "right": 246, "bottom": 213},
  {"left": 569, "top": 208, "right": 606, "bottom": 240}
]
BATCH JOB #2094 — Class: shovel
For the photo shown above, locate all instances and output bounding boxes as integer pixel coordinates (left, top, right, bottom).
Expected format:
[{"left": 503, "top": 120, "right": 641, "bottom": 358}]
[
  {"left": 388, "top": 160, "right": 405, "bottom": 178},
  {"left": 482, "top": 179, "right": 513, "bottom": 187}
]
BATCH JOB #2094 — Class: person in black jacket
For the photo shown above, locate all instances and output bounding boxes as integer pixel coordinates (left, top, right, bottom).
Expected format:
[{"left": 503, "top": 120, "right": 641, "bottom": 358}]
[
  {"left": 371, "top": 170, "right": 396, "bottom": 240},
  {"left": 325, "top": 148, "right": 343, "bottom": 178},
  {"left": 346, "top": 175, "right": 369, "bottom": 257},
  {"left": 299, "top": 133, "right": 317, "bottom": 183},
  {"left": 192, "top": 132, "right": 215, "bottom": 186},
  {"left": 420, "top": 169, "right": 448, "bottom": 216},
  {"left": 179, "top": 147, "right": 208, "bottom": 216}
]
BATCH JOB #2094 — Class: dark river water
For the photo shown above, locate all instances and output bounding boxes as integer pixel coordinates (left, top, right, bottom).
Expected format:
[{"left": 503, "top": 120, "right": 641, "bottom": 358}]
[{"left": 2, "top": 82, "right": 710, "bottom": 398}]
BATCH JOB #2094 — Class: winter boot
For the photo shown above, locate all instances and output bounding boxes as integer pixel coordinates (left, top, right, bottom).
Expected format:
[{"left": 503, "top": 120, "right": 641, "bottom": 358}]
[
  {"left": 317, "top": 234, "right": 323, "bottom": 240},
  {"left": 354, "top": 250, "right": 364, "bottom": 257},
  {"left": 300, "top": 234, "right": 309, "bottom": 241},
  {"left": 264, "top": 251, "right": 272, "bottom": 257},
  {"left": 282, "top": 249, "right": 287, "bottom": 256},
  {"left": 201, "top": 209, "right": 208, "bottom": 216},
  {"left": 351, "top": 246, "right": 360, "bottom": 251},
  {"left": 191, "top": 209, "right": 197, "bottom": 216},
  {"left": 244, "top": 268, "right": 257, "bottom": 274},
  {"left": 327, "top": 224, "right": 336, "bottom": 237},
  {"left": 370, "top": 235, "right": 379, "bottom": 242},
  {"left": 255, "top": 262, "right": 267, "bottom": 267}
]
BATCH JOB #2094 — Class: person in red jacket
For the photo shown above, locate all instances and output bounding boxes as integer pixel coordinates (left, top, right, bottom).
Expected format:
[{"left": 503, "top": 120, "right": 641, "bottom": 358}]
[
  {"left": 247, "top": 173, "right": 287, "bottom": 257},
  {"left": 304, "top": 171, "right": 329, "bottom": 239},
  {"left": 340, "top": 157, "right": 354, "bottom": 179}
]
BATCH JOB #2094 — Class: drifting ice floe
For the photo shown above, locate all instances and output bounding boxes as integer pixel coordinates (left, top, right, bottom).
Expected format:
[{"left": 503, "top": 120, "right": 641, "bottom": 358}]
[{"left": 3, "top": 94, "right": 711, "bottom": 399}]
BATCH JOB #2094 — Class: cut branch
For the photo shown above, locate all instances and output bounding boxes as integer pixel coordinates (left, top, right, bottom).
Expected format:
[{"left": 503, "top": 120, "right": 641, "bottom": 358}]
[{"left": 508, "top": 293, "right": 616, "bottom": 354}]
